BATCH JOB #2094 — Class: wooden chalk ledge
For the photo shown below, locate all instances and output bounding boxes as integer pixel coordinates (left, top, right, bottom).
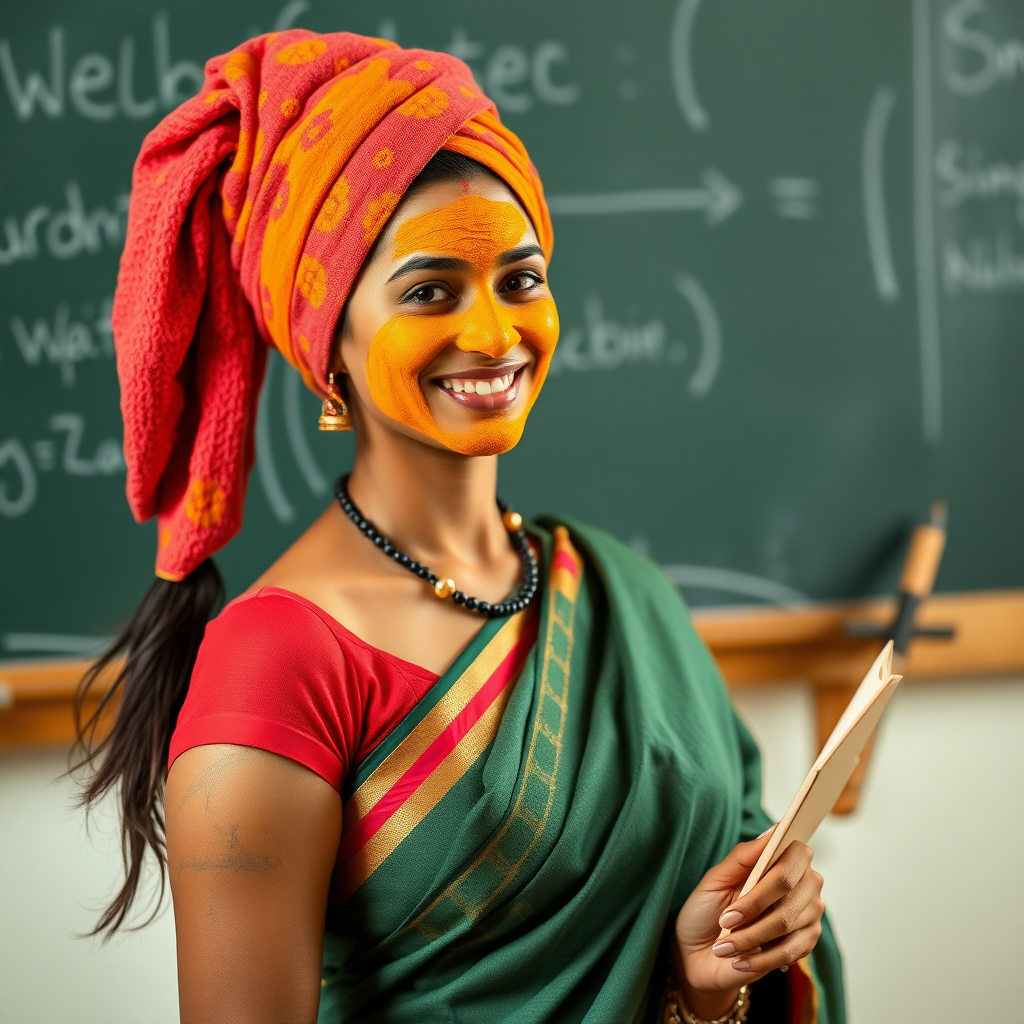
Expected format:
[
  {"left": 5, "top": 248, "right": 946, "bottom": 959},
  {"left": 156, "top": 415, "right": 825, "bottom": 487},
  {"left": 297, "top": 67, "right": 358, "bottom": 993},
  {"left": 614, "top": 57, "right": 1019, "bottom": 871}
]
[{"left": 2, "top": 589, "right": 1023, "bottom": 813}]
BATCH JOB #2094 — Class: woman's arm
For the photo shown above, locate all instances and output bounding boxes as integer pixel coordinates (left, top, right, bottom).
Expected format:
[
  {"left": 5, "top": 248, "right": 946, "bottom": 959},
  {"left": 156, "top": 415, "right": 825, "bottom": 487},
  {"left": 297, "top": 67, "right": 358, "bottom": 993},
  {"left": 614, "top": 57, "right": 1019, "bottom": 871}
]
[{"left": 166, "top": 744, "right": 343, "bottom": 1024}]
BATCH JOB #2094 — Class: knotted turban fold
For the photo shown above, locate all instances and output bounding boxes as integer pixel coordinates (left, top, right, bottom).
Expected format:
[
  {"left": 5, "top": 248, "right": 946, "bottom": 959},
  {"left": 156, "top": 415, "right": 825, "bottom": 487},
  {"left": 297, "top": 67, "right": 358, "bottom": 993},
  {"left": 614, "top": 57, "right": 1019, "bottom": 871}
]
[{"left": 113, "top": 29, "right": 552, "bottom": 581}]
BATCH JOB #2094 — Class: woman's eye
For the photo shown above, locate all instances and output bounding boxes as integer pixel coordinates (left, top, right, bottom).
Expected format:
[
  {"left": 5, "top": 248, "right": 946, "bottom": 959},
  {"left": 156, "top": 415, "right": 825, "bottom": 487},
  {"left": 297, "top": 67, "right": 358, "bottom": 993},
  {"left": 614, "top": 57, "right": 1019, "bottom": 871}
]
[
  {"left": 405, "top": 284, "right": 453, "bottom": 305},
  {"left": 502, "top": 271, "right": 542, "bottom": 295}
]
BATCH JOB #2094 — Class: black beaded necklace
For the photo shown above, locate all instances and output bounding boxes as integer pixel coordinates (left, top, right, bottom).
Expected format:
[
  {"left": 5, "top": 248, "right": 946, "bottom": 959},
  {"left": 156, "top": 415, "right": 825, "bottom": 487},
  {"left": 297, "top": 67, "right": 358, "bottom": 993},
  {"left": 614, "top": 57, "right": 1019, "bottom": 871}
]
[{"left": 334, "top": 474, "right": 539, "bottom": 618}]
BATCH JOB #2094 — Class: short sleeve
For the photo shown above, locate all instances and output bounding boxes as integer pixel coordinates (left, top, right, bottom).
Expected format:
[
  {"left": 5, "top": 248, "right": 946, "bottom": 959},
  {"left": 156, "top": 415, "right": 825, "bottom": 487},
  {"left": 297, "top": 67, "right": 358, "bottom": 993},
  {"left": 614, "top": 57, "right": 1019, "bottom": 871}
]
[{"left": 168, "top": 592, "right": 362, "bottom": 789}]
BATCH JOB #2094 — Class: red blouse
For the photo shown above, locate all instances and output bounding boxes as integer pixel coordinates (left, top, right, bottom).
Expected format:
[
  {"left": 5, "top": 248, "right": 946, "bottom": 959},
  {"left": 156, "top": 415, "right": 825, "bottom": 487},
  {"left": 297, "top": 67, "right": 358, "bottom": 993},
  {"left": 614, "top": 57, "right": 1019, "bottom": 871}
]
[{"left": 168, "top": 588, "right": 440, "bottom": 790}]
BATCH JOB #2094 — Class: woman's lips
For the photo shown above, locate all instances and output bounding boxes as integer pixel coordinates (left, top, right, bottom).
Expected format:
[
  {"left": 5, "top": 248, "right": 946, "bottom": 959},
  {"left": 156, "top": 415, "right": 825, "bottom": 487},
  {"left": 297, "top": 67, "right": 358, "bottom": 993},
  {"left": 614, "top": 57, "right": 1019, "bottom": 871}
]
[{"left": 432, "top": 366, "right": 525, "bottom": 411}]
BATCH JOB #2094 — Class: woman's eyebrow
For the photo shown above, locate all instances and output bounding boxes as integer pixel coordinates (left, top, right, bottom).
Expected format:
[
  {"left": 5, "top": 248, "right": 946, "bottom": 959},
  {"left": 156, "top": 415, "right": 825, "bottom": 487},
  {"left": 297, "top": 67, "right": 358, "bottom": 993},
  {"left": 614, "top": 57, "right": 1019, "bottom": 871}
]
[
  {"left": 387, "top": 255, "right": 471, "bottom": 282},
  {"left": 386, "top": 244, "right": 544, "bottom": 283},
  {"left": 498, "top": 243, "right": 544, "bottom": 266}
]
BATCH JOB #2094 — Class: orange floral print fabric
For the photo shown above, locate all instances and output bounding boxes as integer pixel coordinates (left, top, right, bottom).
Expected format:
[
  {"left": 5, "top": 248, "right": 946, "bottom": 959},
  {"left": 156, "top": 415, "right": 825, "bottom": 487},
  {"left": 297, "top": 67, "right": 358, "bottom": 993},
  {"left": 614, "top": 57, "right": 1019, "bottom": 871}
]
[{"left": 113, "top": 30, "right": 552, "bottom": 581}]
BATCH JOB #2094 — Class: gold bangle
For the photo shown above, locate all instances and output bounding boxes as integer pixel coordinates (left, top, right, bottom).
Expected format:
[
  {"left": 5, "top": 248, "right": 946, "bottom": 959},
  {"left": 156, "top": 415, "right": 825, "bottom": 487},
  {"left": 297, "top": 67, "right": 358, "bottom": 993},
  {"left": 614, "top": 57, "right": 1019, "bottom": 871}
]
[{"left": 663, "top": 969, "right": 750, "bottom": 1024}]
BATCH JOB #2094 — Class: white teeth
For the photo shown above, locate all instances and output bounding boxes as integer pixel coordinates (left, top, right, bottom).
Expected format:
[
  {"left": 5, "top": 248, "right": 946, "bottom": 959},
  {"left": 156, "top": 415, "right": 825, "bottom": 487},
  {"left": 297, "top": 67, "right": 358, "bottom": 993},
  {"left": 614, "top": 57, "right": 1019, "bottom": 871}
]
[{"left": 441, "top": 372, "right": 517, "bottom": 395}]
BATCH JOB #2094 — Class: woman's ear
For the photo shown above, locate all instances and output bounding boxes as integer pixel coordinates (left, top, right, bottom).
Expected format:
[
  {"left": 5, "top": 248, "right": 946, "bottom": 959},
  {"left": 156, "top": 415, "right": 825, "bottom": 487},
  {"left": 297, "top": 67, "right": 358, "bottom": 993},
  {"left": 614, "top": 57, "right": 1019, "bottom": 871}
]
[{"left": 331, "top": 309, "right": 351, "bottom": 377}]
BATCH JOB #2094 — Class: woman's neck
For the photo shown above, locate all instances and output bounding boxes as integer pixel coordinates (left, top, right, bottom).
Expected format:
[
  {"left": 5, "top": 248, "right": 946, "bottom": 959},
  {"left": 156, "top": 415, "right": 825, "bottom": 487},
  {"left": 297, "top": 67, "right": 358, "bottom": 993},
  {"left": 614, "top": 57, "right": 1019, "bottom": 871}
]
[{"left": 346, "top": 426, "right": 508, "bottom": 569}]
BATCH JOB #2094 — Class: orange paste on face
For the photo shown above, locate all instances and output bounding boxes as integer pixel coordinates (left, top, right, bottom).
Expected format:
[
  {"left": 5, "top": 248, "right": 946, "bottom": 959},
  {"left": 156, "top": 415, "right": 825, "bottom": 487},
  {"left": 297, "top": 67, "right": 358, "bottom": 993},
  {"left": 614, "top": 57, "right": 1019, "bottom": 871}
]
[{"left": 365, "top": 194, "right": 559, "bottom": 456}]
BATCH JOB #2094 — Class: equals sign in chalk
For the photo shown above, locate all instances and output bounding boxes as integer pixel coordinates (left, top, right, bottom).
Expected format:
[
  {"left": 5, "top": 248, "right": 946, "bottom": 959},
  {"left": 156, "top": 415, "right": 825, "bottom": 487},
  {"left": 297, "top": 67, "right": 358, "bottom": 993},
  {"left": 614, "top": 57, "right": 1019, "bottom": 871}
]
[{"left": 770, "top": 178, "right": 818, "bottom": 219}]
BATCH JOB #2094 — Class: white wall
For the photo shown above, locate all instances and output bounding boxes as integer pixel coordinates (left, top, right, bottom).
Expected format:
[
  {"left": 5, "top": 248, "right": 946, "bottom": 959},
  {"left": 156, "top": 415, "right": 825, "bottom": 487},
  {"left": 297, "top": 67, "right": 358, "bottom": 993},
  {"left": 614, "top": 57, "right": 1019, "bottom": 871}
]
[
  {"left": 0, "top": 749, "right": 178, "bottom": 1024},
  {"left": 730, "top": 675, "right": 1024, "bottom": 1022},
  {"left": 2, "top": 675, "right": 1022, "bottom": 1023}
]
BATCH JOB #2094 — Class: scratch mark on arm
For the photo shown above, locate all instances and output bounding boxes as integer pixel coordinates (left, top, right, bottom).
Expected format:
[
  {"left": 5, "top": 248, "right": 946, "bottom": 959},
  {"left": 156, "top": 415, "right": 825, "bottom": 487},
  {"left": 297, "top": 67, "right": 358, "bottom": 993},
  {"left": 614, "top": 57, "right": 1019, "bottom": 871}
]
[{"left": 178, "top": 748, "right": 258, "bottom": 815}]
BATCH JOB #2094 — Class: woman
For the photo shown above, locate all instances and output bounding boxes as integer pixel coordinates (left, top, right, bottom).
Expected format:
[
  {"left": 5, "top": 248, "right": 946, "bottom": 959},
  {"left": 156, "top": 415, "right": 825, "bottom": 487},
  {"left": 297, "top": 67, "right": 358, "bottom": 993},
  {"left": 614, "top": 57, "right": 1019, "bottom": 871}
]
[{"left": 76, "top": 29, "right": 844, "bottom": 1023}]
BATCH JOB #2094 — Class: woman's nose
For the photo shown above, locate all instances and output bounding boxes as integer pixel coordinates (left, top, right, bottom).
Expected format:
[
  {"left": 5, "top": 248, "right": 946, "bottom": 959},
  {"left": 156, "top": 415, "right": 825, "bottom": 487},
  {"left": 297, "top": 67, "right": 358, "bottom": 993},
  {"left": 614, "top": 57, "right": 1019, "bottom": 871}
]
[{"left": 454, "top": 294, "right": 521, "bottom": 358}]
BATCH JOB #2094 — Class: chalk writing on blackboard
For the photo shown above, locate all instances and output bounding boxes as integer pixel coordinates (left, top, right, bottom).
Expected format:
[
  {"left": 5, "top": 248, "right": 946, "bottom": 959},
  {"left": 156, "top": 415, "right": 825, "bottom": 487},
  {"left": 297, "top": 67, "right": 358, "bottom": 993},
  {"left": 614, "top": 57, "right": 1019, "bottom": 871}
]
[
  {"left": 770, "top": 179, "right": 818, "bottom": 221},
  {"left": 10, "top": 296, "right": 113, "bottom": 387},
  {"left": 0, "top": 184, "right": 128, "bottom": 267},
  {"left": 547, "top": 170, "right": 742, "bottom": 225},
  {"left": 670, "top": 0, "right": 709, "bottom": 132},
  {"left": 944, "top": 235, "right": 1024, "bottom": 292},
  {"left": 552, "top": 298, "right": 678, "bottom": 376},
  {"left": 0, "top": 413, "right": 124, "bottom": 518},
  {"left": 673, "top": 274, "right": 721, "bottom": 398},
  {"left": 0, "top": 439, "right": 34, "bottom": 518},
  {"left": 942, "top": 0, "right": 1024, "bottom": 97},
  {"left": 1, "top": 633, "right": 111, "bottom": 656},
  {"left": 862, "top": 87, "right": 900, "bottom": 304},
  {"left": 0, "top": 15, "right": 201, "bottom": 122},
  {"left": 936, "top": 140, "right": 1024, "bottom": 222}
]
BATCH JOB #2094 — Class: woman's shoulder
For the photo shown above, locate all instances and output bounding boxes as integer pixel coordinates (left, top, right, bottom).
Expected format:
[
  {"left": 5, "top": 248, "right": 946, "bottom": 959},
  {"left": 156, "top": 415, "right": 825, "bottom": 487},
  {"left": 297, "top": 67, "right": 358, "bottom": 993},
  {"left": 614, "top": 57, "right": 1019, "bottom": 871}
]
[
  {"left": 189, "top": 588, "right": 359, "bottom": 708},
  {"left": 178, "top": 585, "right": 440, "bottom": 788},
  {"left": 199, "top": 587, "right": 348, "bottom": 672},
  {"left": 211, "top": 585, "right": 342, "bottom": 637},
  {"left": 200, "top": 586, "right": 437, "bottom": 690},
  {"left": 176, "top": 589, "right": 369, "bottom": 791}
]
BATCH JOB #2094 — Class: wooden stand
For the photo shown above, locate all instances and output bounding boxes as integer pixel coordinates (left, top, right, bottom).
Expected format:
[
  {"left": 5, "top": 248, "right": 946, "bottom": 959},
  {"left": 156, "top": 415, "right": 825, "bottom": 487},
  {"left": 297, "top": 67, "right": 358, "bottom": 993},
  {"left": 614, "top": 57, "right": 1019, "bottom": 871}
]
[{"left": 697, "top": 588, "right": 1024, "bottom": 812}]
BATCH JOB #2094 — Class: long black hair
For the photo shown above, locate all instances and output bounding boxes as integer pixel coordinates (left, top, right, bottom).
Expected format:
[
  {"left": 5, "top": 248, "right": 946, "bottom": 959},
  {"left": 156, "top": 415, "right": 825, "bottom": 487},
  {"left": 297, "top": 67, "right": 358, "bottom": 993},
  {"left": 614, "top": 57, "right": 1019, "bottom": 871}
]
[
  {"left": 72, "top": 561, "right": 224, "bottom": 936},
  {"left": 73, "top": 149, "right": 494, "bottom": 938}
]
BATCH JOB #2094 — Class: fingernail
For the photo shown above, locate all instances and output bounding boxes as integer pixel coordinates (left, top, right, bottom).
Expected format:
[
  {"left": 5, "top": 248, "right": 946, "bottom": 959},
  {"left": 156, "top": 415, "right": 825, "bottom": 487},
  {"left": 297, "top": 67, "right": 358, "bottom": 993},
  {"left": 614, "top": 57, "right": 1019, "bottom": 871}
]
[
  {"left": 732, "top": 958, "right": 753, "bottom": 972},
  {"left": 757, "top": 824, "right": 776, "bottom": 839},
  {"left": 712, "top": 941, "right": 736, "bottom": 957},
  {"left": 719, "top": 910, "right": 744, "bottom": 929}
]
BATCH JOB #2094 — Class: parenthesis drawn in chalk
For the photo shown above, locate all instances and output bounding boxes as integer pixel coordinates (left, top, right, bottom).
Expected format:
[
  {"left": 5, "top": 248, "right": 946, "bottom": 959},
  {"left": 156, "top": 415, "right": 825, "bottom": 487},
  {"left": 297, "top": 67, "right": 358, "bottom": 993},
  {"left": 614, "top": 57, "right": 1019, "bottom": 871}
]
[
  {"left": 671, "top": 0, "right": 710, "bottom": 132},
  {"left": 862, "top": 87, "right": 900, "bottom": 304},
  {"left": 273, "top": 0, "right": 310, "bottom": 31},
  {"left": 0, "top": 438, "right": 37, "bottom": 518},
  {"left": 284, "top": 367, "right": 328, "bottom": 496},
  {"left": 256, "top": 353, "right": 296, "bottom": 524},
  {"left": 674, "top": 273, "right": 721, "bottom": 397}
]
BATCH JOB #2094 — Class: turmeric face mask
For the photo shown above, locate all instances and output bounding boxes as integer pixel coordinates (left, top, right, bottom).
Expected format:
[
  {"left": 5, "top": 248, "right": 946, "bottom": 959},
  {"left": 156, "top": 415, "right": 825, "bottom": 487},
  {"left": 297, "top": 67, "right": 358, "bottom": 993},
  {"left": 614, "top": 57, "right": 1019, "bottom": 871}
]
[{"left": 365, "top": 194, "right": 559, "bottom": 456}]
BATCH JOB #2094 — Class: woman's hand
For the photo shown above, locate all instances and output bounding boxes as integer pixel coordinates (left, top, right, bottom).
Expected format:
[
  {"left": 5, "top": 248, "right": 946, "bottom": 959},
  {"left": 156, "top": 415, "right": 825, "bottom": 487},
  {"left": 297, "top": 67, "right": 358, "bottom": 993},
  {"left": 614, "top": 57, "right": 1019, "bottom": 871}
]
[{"left": 673, "top": 828, "right": 825, "bottom": 1018}]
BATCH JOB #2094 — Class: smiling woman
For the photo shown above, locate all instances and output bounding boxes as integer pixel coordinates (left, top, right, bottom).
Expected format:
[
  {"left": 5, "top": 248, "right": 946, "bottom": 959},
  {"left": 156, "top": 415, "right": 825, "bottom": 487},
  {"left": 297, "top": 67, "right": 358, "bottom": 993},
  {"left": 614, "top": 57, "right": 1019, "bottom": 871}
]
[
  {"left": 350, "top": 185, "right": 558, "bottom": 456},
  {"left": 72, "top": 28, "right": 843, "bottom": 1024}
]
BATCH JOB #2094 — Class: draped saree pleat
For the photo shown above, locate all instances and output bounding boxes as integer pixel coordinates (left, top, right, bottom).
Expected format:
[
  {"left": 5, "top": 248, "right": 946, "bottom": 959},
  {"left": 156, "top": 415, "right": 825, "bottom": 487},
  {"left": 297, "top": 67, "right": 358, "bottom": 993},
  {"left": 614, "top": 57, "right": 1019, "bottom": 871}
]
[{"left": 319, "top": 522, "right": 844, "bottom": 1024}]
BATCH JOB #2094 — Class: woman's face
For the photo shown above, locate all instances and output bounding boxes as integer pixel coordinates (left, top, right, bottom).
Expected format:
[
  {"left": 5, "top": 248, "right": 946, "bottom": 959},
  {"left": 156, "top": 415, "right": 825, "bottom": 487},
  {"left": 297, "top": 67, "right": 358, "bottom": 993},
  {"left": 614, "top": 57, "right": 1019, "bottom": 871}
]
[{"left": 336, "top": 174, "right": 558, "bottom": 456}]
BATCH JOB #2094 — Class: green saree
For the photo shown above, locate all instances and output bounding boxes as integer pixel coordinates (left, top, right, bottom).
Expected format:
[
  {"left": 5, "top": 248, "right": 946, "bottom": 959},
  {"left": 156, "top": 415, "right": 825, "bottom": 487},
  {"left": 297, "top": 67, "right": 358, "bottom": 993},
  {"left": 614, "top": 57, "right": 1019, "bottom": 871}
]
[{"left": 319, "top": 519, "right": 845, "bottom": 1023}]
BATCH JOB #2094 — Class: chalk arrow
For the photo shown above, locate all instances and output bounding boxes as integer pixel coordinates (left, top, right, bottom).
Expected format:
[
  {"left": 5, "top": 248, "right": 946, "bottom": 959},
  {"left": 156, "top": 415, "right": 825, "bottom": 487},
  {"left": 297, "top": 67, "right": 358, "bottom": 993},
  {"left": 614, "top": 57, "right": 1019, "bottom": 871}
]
[{"left": 547, "top": 168, "right": 742, "bottom": 225}]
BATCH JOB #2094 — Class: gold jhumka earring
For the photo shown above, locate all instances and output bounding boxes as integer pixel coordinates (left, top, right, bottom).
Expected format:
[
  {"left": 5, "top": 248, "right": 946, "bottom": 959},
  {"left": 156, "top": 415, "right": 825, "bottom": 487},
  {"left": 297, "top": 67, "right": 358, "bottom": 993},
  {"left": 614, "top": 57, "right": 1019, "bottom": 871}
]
[{"left": 318, "top": 372, "right": 352, "bottom": 431}]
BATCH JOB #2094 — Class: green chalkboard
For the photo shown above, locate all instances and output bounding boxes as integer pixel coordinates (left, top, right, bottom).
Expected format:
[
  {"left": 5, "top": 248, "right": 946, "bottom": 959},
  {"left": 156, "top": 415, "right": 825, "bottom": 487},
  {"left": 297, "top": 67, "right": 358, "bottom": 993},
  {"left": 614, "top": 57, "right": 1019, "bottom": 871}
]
[{"left": 2, "top": 0, "right": 1022, "bottom": 660}]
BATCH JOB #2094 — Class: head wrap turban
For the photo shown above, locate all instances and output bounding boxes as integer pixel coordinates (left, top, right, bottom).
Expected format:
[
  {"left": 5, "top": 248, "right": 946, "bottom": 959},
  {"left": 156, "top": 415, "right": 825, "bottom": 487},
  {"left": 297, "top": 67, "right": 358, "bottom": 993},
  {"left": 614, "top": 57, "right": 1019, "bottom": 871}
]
[{"left": 112, "top": 29, "right": 552, "bottom": 582}]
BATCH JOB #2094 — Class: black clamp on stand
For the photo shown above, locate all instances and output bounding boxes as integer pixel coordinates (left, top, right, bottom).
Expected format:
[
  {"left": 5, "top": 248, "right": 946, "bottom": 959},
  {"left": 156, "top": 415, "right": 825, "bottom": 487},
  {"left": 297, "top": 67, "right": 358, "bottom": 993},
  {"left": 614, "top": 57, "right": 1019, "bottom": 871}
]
[{"left": 845, "top": 502, "right": 956, "bottom": 659}]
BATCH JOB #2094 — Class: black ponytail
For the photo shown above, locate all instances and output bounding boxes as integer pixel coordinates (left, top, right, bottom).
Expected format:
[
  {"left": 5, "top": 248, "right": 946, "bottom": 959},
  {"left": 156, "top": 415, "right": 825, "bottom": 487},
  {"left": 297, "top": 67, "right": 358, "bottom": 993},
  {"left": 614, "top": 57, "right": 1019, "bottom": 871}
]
[
  {"left": 70, "top": 150, "right": 497, "bottom": 939},
  {"left": 71, "top": 559, "right": 224, "bottom": 938}
]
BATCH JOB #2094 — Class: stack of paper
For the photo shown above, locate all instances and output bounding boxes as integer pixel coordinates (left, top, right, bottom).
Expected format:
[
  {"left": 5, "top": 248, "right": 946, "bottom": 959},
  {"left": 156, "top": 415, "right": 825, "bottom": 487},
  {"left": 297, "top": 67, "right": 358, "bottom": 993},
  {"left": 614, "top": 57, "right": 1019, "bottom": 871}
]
[{"left": 737, "top": 641, "right": 902, "bottom": 899}]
